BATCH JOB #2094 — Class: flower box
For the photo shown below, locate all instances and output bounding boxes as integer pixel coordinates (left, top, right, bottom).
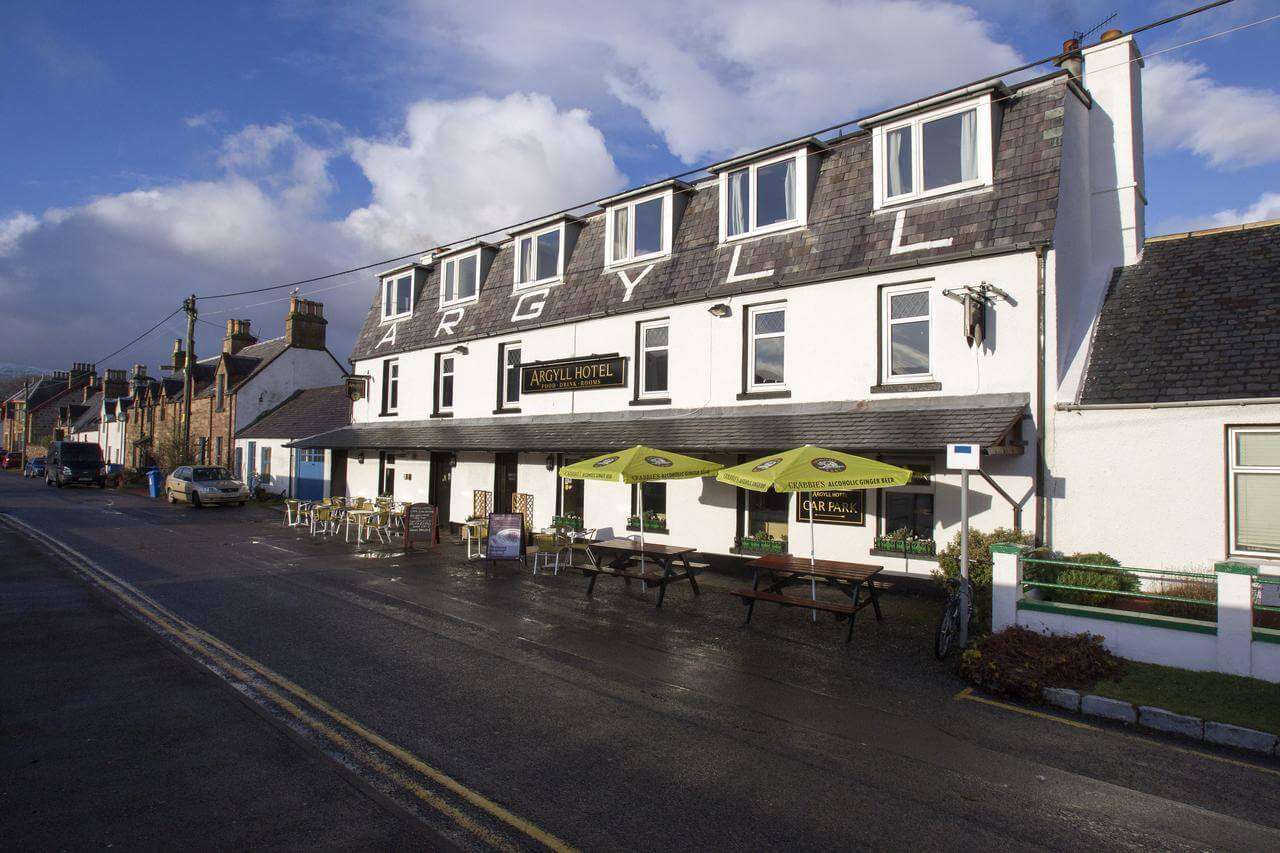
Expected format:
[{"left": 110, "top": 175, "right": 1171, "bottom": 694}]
[
  {"left": 627, "top": 515, "right": 667, "bottom": 532},
  {"left": 873, "top": 534, "right": 936, "bottom": 556},
  {"left": 552, "top": 515, "right": 583, "bottom": 531},
  {"left": 737, "top": 536, "right": 787, "bottom": 555}
]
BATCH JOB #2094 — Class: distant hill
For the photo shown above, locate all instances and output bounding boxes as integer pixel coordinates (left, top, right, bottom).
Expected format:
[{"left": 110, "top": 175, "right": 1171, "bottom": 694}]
[{"left": 0, "top": 362, "right": 50, "bottom": 400}]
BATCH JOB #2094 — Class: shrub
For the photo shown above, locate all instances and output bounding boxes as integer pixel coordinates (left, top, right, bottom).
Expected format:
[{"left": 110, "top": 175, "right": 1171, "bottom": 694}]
[
  {"left": 1149, "top": 576, "right": 1217, "bottom": 620},
  {"left": 958, "top": 626, "right": 1124, "bottom": 702},
  {"left": 935, "top": 526, "right": 1035, "bottom": 629},
  {"left": 1025, "top": 551, "right": 1138, "bottom": 608}
]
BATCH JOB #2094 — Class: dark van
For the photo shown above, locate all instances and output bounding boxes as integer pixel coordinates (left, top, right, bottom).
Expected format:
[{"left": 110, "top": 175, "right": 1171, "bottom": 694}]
[{"left": 45, "top": 441, "right": 105, "bottom": 488}]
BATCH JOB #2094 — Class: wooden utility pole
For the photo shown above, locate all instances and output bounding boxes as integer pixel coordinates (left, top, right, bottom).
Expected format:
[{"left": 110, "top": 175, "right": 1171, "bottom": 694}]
[
  {"left": 181, "top": 295, "right": 197, "bottom": 459},
  {"left": 19, "top": 376, "right": 30, "bottom": 468}
]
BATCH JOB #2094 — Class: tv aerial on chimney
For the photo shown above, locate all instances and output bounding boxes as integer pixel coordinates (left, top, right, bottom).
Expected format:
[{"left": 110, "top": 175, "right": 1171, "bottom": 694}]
[{"left": 1073, "top": 11, "right": 1117, "bottom": 44}]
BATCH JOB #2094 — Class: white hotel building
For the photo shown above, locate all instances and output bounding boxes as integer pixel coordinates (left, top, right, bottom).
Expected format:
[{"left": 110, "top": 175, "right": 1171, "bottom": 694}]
[{"left": 295, "top": 32, "right": 1280, "bottom": 574}]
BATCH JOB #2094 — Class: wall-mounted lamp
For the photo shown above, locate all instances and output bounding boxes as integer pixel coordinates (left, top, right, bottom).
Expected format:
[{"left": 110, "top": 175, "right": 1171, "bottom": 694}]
[
  {"left": 707, "top": 303, "right": 732, "bottom": 318},
  {"left": 357, "top": 451, "right": 365, "bottom": 464},
  {"left": 545, "top": 454, "right": 557, "bottom": 471},
  {"left": 449, "top": 345, "right": 469, "bottom": 356}
]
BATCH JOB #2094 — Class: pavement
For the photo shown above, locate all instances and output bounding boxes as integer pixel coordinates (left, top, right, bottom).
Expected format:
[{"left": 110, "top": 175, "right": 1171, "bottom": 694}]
[{"left": 2, "top": 471, "right": 1280, "bottom": 850}]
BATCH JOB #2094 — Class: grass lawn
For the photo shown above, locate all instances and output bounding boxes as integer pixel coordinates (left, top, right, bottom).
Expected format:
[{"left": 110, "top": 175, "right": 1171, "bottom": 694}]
[{"left": 1092, "top": 660, "right": 1280, "bottom": 735}]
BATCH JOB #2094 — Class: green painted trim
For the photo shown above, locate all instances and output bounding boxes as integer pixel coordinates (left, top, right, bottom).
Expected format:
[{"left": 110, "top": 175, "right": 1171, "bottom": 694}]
[
  {"left": 1018, "top": 599, "right": 1218, "bottom": 635},
  {"left": 989, "top": 543, "right": 1027, "bottom": 555},
  {"left": 1254, "top": 628, "right": 1280, "bottom": 645},
  {"left": 1215, "top": 561, "right": 1259, "bottom": 576}
]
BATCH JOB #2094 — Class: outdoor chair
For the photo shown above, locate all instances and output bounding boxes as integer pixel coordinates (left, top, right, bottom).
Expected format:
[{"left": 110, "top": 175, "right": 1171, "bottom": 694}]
[
  {"left": 311, "top": 504, "right": 337, "bottom": 536},
  {"left": 532, "top": 531, "right": 572, "bottom": 575},
  {"left": 362, "top": 508, "right": 392, "bottom": 544},
  {"left": 566, "top": 528, "right": 599, "bottom": 568}
]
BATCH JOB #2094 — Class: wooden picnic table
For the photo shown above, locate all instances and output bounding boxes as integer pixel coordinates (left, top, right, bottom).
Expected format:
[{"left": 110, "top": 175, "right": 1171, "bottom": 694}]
[
  {"left": 732, "top": 554, "right": 884, "bottom": 643},
  {"left": 581, "top": 538, "right": 701, "bottom": 608}
]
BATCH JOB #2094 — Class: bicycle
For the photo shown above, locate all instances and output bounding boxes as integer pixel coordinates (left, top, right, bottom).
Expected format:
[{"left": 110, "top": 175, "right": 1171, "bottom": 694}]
[{"left": 935, "top": 575, "right": 975, "bottom": 660}]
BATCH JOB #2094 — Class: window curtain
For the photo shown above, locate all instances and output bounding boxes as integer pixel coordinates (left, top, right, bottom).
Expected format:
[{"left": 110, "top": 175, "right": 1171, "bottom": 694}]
[
  {"left": 612, "top": 207, "right": 629, "bottom": 261},
  {"left": 886, "top": 128, "right": 908, "bottom": 196},
  {"left": 959, "top": 109, "right": 978, "bottom": 183},
  {"left": 783, "top": 159, "right": 795, "bottom": 221},
  {"left": 728, "top": 170, "right": 748, "bottom": 235},
  {"left": 519, "top": 237, "right": 533, "bottom": 283}
]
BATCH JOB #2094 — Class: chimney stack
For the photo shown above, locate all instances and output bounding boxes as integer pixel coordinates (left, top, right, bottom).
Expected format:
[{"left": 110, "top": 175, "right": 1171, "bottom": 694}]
[
  {"left": 285, "top": 297, "right": 327, "bottom": 351},
  {"left": 168, "top": 339, "right": 187, "bottom": 372},
  {"left": 103, "top": 369, "right": 129, "bottom": 398},
  {"left": 131, "top": 363, "right": 148, "bottom": 382},
  {"left": 223, "top": 319, "right": 257, "bottom": 355},
  {"left": 1055, "top": 37, "right": 1082, "bottom": 79},
  {"left": 66, "top": 362, "right": 96, "bottom": 391}
]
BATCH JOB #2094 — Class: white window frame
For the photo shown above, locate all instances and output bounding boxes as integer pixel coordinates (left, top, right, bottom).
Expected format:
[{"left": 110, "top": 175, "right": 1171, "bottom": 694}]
[
  {"left": 746, "top": 303, "right": 786, "bottom": 392},
  {"left": 718, "top": 148, "right": 809, "bottom": 243},
  {"left": 512, "top": 223, "right": 565, "bottom": 291},
  {"left": 604, "top": 188, "right": 672, "bottom": 268},
  {"left": 382, "top": 358, "right": 399, "bottom": 415},
  {"left": 500, "top": 341, "right": 521, "bottom": 408},
  {"left": 1227, "top": 426, "right": 1280, "bottom": 558},
  {"left": 437, "top": 354, "right": 456, "bottom": 413},
  {"left": 380, "top": 273, "right": 414, "bottom": 322},
  {"left": 872, "top": 94, "right": 993, "bottom": 210},
  {"left": 881, "top": 284, "right": 934, "bottom": 385},
  {"left": 637, "top": 319, "right": 670, "bottom": 399},
  {"left": 439, "top": 248, "right": 482, "bottom": 308}
]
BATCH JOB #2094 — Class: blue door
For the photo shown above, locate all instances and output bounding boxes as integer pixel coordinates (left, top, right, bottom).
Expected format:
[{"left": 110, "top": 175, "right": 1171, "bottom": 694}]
[{"left": 295, "top": 448, "right": 325, "bottom": 499}]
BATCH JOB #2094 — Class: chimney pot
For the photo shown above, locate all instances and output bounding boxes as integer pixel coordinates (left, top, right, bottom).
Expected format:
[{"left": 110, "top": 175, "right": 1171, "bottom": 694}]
[
  {"left": 1099, "top": 28, "right": 1123, "bottom": 43},
  {"left": 1056, "top": 36, "right": 1083, "bottom": 79}
]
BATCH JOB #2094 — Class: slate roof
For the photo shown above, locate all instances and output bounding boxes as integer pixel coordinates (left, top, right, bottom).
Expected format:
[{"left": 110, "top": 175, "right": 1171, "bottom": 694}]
[
  {"left": 350, "top": 76, "right": 1070, "bottom": 363},
  {"left": 193, "top": 336, "right": 291, "bottom": 398},
  {"left": 291, "top": 393, "right": 1027, "bottom": 454},
  {"left": 13, "top": 377, "right": 70, "bottom": 411},
  {"left": 1079, "top": 221, "right": 1280, "bottom": 404},
  {"left": 72, "top": 391, "right": 103, "bottom": 431},
  {"left": 237, "top": 384, "right": 353, "bottom": 440}
]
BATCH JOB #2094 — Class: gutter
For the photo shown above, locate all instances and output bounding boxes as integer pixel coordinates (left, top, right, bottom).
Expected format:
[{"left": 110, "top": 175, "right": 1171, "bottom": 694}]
[
  {"left": 1058, "top": 397, "right": 1280, "bottom": 411},
  {"left": 1034, "top": 244, "right": 1048, "bottom": 548}
]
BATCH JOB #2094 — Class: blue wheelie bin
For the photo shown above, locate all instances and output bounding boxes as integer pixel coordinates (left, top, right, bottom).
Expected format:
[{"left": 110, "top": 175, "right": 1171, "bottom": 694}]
[{"left": 147, "top": 467, "right": 163, "bottom": 499}]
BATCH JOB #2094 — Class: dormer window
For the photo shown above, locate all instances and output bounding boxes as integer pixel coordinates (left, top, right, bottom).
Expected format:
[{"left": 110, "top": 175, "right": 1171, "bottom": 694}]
[
  {"left": 713, "top": 144, "right": 820, "bottom": 242},
  {"left": 440, "top": 249, "right": 481, "bottom": 307},
  {"left": 872, "top": 95, "right": 993, "bottom": 208},
  {"left": 381, "top": 273, "right": 414, "bottom": 321},
  {"left": 601, "top": 181, "right": 687, "bottom": 268},
  {"left": 514, "top": 223, "right": 564, "bottom": 290}
]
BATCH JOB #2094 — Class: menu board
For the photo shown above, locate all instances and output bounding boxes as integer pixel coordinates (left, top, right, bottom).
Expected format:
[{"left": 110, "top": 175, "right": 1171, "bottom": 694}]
[
  {"left": 404, "top": 503, "right": 438, "bottom": 550},
  {"left": 486, "top": 513, "right": 526, "bottom": 562}
]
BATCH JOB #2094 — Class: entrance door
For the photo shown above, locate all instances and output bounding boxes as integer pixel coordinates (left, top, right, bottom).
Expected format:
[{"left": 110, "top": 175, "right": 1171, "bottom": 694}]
[
  {"left": 429, "top": 452, "right": 454, "bottom": 532},
  {"left": 247, "top": 441, "right": 257, "bottom": 481},
  {"left": 330, "top": 450, "right": 347, "bottom": 498},
  {"left": 493, "top": 452, "right": 518, "bottom": 514},
  {"left": 295, "top": 448, "right": 325, "bottom": 500},
  {"left": 379, "top": 452, "right": 397, "bottom": 497}
]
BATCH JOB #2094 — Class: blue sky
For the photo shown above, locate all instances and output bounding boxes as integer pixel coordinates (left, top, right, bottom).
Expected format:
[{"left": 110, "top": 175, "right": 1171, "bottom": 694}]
[{"left": 1, "top": 0, "right": 1277, "bottom": 370}]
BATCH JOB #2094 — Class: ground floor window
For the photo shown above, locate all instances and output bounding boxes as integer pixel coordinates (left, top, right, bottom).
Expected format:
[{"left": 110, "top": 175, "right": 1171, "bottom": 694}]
[
  {"left": 556, "top": 454, "right": 586, "bottom": 529},
  {"left": 883, "top": 492, "right": 933, "bottom": 540},
  {"left": 235, "top": 446, "right": 243, "bottom": 479},
  {"left": 215, "top": 436, "right": 223, "bottom": 465},
  {"left": 1229, "top": 427, "right": 1280, "bottom": 556},
  {"left": 379, "top": 452, "right": 397, "bottom": 497},
  {"left": 878, "top": 460, "right": 936, "bottom": 554},
  {"left": 741, "top": 489, "right": 789, "bottom": 551},
  {"left": 629, "top": 481, "right": 667, "bottom": 532},
  {"left": 260, "top": 447, "right": 272, "bottom": 482}
]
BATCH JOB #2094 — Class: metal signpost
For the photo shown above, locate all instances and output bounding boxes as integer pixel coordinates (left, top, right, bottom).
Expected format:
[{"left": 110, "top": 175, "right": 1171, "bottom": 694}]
[{"left": 946, "top": 443, "right": 981, "bottom": 646}]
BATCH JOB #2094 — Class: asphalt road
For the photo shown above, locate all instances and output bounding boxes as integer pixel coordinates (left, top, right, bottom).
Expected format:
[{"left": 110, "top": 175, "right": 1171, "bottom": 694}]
[{"left": 3, "top": 472, "right": 1279, "bottom": 851}]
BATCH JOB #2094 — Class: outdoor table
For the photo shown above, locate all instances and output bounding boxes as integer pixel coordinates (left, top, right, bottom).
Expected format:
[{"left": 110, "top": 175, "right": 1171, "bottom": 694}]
[
  {"left": 344, "top": 508, "right": 376, "bottom": 543},
  {"left": 732, "top": 554, "right": 883, "bottom": 643},
  {"left": 463, "top": 521, "right": 486, "bottom": 559},
  {"left": 581, "top": 538, "right": 700, "bottom": 608}
]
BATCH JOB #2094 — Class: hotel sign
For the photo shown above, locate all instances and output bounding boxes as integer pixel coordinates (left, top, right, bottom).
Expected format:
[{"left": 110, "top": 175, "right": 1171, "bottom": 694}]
[
  {"left": 521, "top": 355, "right": 628, "bottom": 394},
  {"left": 797, "top": 490, "right": 866, "bottom": 526}
]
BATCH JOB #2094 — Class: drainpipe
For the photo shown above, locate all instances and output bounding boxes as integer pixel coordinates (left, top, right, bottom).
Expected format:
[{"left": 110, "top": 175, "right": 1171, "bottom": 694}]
[{"left": 1034, "top": 244, "right": 1047, "bottom": 547}]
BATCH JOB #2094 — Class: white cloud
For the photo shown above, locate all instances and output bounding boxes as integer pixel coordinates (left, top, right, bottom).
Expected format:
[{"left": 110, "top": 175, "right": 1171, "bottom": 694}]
[
  {"left": 1144, "top": 59, "right": 1280, "bottom": 170},
  {"left": 0, "top": 213, "right": 39, "bottom": 257},
  {"left": 1154, "top": 190, "right": 1280, "bottom": 234},
  {"left": 344, "top": 92, "right": 625, "bottom": 252},
  {"left": 184, "top": 109, "right": 226, "bottom": 128},
  {"left": 389, "top": 0, "right": 1023, "bottom": 162}
]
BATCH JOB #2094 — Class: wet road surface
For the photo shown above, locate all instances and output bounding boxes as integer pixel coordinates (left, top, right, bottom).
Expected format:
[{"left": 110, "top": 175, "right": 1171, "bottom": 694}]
[{"left": 2, "top": 472, "right": 1279, "bottom": 850}]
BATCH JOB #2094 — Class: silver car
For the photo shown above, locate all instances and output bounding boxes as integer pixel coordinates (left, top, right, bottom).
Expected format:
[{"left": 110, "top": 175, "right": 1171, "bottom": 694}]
[{"left": 166, "top": 465, "right": 249, "bottom": 507}]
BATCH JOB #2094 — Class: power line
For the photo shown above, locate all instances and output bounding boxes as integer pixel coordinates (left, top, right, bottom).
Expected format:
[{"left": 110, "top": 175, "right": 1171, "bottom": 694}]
[
  {"left": 82, "top": 1, "right": 1263, "bottom": 367},
  {"left": 93, "top": 307, "right": 183, "bottom": 366},
  {"left": 191, "top": 0, "right": 1246, "bottom": 307}
]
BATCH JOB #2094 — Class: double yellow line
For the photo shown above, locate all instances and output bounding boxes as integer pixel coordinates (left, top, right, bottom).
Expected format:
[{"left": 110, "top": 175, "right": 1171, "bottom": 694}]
[{"left": 1, "top": 514, "right": 576, "bottom": 852}]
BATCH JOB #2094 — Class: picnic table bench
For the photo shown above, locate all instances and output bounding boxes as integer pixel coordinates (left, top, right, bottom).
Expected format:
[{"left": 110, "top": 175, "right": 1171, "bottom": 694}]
[
  {"left": 580, "top": 538, "right": 701, "bottom": 608},
  {"left": 732, "top": 554, "right": 884, "bottom": 643}
]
